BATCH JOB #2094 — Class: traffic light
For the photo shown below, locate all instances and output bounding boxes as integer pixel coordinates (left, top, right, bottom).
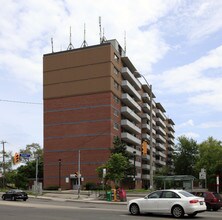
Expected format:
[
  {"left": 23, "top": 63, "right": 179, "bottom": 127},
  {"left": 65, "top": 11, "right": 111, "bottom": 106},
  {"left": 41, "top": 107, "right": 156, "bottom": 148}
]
[
  {"left": 13, "top": 153, "right": 20, "bottom": 164},
  {"left": 74, "top": 172, "right": 78, "bottom": 178},
  {"left": 141, "top": 141, "right": 147, "bottom": 155}
]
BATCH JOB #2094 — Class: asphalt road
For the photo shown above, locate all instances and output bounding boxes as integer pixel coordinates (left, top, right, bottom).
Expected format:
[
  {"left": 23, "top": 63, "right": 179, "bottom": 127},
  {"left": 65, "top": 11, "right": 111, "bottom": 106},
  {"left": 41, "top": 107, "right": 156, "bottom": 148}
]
[{"left": 0, "top": 197, "right": 221, "bottom": 220}]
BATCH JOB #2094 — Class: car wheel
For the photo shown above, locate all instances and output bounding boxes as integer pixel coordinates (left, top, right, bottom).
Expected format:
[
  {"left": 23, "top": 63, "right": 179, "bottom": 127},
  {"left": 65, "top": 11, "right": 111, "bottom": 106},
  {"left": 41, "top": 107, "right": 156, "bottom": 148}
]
[
  {"left": 206, "top": 204, "right": 212, "bottom": 211},
  {"left": 2, "top": 196, "right": 5, "bottom": 200},
  {"left": 171, "top": 205, "right": 184, "bottom": 218},
  {"left": 212, "top": 207, "right": 219, "bottom": 211},
  {"left": 23, "top": 199, "right": 27, "bottom": 201},
  {"left": 130, "top": 203, "right": 140, "bottom": 215},
  {"left": 188, "top": 212, "right": 197, "bottom": 217}
]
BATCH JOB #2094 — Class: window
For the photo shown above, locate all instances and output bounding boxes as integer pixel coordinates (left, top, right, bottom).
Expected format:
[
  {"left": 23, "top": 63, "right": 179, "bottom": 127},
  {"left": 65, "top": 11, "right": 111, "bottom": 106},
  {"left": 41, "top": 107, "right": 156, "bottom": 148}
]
[
  {"left": 113, "top": 109, "right": 119, "bottom": 117},
  {"left": 148, "top": 191, "right": 162, "bottom": 199},
  {"left": 114, "top": 81, "right": 119, "bottom": 90},
  {"left": 113, "top": 95, "right": 120, "bottom": 104},
  {"left": 162, "top": 191, "right": 180, "bottom": 198},
  {"left": 114, "top": 67, "right": 119, "bottom": 75},
  {"left": 114, "top": 53, "right": 119, "bottom": 62},
  {"left": 114, "top": 122, "right": 119, "bottom": 130}
]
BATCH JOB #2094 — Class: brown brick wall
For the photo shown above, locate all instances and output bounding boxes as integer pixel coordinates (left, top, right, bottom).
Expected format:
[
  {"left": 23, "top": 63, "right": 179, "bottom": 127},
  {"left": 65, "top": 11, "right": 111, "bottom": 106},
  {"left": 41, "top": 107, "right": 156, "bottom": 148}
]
[{"left": 43, "top": 92, "right": 121, "bottom": 189}]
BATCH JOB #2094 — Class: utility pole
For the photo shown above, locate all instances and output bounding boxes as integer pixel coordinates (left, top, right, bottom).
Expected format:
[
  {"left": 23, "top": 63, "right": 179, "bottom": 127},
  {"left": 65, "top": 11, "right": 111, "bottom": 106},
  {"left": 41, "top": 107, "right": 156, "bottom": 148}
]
[
  {"left": 35, "top": 155, "right": 39, "bottom": 197},
  {"left": 1, "top": 141, "right": 6, "bottom": 188},
  {"left": 78, "top": 150, "right": 81, "bottom": 199},
  {"left": 138, "top": 74, "right": 154, "bottom": 189}
]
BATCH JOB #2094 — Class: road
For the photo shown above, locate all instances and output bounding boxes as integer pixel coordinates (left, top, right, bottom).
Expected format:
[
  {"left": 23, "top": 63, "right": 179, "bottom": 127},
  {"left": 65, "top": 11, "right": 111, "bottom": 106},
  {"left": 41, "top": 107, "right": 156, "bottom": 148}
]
[{"left": 0, "top": 198, "right": 221, "bottom": 220}]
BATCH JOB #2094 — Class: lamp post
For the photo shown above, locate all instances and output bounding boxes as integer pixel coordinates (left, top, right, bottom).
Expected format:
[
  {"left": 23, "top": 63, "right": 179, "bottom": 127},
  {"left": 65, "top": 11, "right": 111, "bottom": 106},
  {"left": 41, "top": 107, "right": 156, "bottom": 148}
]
[
  {"left": 58, "top": 159, "right": 62, "bottom": 190},
  {"left": 138, "top": 73, "right": 154, "bottom": 190},
  {"left": 133, "top": 151, "right": 136, "bottom": 189}
]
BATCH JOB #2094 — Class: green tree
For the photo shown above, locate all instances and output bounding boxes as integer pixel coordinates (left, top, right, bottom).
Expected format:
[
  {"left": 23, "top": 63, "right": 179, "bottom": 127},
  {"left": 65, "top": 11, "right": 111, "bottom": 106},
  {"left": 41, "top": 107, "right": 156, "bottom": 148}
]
[
  {"left": 195, "top": 137, "right": 222, "bottom": 189},
  {"left": 96, "top": 136, "right": 134, "bottom": 187},
  {"left": 105, "top": 153, "right": 129, "bottom": 186},
  {"left": 111, "top": 136, "right": 131, "bottom": 159},
  {"left": 174, "top": 136, "right": 199, "bottom": 176}
]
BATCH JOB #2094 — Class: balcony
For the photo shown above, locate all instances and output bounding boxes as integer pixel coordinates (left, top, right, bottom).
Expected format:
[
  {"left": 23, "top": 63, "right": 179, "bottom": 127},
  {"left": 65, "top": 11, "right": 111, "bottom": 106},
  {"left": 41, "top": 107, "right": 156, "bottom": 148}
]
[
  {"left": 121, "top": 132, "right": 141, "bottom": 145},
  {"left": 156, "top": 126, "right": 166, "bottom": 136},
  {"left": 168, "top": 137, "right": 174, "bottom": 144},
  {"left": 167, "top": 130, "right": 174, "bottom": 138},
  {"left": 167, "top": 123, "right": 175, "bottom": 132},
  {"left": 142, "top": 123, "right": 151, "bottom": 132},
  {"left": 141, "top": 113, "right": 150, "bottom": 121},
  {"left": 126, "top": 146, "right": 141, "bottom": 156},
  {"left": 156, "top": 134, "right": 166, "bottom": 143},
  {"left": 121, "top": 119, "right": 141, "bottom": 135},
  {"left": 121, "top": 106, "right": 141, "bottom": 124},
  {"left": 155, "top": 109, "right": 166, "bottom": 121},
  {"left": 156, "top": 118, "right": 166, "bottom": 129},
  {"left": 142, "top": 164, "right": 150, "bottom": 170},
  {"left": 122, "top": 67, "right": 141, "bottom": 90},
  {"left": 122, "top": 80, "right": 141, "bottom": 101},
  {"left": 122, "top": 93, "right": 141, "bottom": 113},
  {"left": 142, "top": 93, "right": 150, "bottom": 103},
  {"left": 155, "top": 159, "right": 166, "bottom": 166},
  {"left": 142, "top": 103, "right": 150, "bottom": 113},
  {"left": 156, "top": 151, "right": 166, "bottom": 158},
  {"left": 156, "top": 142, "right": 166, "bottom": 151},
  {"left": 142, "top": 133, "right": 150, "bottom": 141}
]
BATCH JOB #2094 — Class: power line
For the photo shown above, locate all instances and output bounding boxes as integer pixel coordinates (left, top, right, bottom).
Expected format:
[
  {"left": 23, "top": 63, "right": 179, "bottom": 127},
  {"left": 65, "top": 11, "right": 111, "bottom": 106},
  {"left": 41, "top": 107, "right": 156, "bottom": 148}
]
[{"left": 0, "top": 99, "right": 42, "bottom": 105}]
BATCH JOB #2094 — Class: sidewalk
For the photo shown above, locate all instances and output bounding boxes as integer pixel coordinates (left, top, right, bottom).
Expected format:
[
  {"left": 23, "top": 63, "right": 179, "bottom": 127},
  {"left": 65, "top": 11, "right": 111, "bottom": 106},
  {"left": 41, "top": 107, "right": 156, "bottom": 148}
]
[{"left": 30, "top": 190, "right": 144, "bottom": 205}]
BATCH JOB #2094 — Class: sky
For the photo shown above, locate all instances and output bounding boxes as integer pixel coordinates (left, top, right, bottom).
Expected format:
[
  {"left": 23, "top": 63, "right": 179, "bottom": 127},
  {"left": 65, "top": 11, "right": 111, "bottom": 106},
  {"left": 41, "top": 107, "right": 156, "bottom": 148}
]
[{"left": 0, "top": 0, "right": 222, "bottom": 154}]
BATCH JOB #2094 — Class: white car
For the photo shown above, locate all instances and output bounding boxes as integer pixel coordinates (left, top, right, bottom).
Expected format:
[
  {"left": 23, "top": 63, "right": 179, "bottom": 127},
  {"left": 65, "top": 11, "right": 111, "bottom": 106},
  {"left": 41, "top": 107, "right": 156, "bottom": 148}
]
[{"left": 127, "top": 189, "right": 206, "bottom": 218}]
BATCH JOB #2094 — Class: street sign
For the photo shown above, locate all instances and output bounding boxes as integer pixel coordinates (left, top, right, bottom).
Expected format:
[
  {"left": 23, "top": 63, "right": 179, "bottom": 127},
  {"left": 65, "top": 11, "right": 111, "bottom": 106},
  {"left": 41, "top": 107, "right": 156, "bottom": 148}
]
[
  {"left": 20, "top": 153, "right": 31, "bottom": 158},
  {"left": 199, "top": 172, "right": 206, "bottom": 180}
]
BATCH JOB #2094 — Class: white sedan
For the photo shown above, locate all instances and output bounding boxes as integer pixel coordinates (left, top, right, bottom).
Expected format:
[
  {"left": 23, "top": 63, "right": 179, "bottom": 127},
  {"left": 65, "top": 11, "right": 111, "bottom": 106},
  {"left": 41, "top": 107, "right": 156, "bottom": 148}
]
[{"left": 127, "top": 189, "right": 206, "bottom": 218}]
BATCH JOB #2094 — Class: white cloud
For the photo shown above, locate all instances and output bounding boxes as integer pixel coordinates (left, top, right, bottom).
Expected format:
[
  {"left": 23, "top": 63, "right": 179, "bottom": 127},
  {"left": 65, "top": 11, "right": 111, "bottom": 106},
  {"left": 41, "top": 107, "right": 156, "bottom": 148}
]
[
  {"left": 153, "top": 45, "right": 222, "bottom": 111},
  {"left": 177, "top": 132, "right": 200, "bottom": 139},
  {"left": 176, "top": 119, "right": 194, "bottom": 129},
  {"left": 199, "top": 121, "right": 222, "bottom": 129}
]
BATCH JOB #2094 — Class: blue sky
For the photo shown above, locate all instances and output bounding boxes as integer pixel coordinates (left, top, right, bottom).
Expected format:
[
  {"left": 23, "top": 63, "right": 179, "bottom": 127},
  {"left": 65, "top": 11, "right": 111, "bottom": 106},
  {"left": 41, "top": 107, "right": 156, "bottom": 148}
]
[{"left": 0, "top": 0, "right": 222, "bottom": 153}]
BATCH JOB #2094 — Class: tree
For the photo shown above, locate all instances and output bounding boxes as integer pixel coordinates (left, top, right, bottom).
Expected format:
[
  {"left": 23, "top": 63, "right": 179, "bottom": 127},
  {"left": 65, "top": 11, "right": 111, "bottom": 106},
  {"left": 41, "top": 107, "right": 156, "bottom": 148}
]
[
  {"left": 195, "top": 137, "right": 222, "bottom": 190},
  {"left": 173, "top": 136, "right": 199, "bottom": 176},
  {"left": 96, "top": 136, "right": 134, "bottom": 187},
  {"left": 104, "top": 153, "right": 129, "bottom": 187},
  {"left": 111, "top": 136, "right": 131, "bottom": 159}
]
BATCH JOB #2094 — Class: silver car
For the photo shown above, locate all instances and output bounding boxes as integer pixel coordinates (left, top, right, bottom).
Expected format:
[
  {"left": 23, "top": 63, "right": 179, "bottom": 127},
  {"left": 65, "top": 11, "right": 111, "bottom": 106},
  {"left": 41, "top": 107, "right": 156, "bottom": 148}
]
[{"left": 127, "top": 189, "right": 206, "bottom": 218}]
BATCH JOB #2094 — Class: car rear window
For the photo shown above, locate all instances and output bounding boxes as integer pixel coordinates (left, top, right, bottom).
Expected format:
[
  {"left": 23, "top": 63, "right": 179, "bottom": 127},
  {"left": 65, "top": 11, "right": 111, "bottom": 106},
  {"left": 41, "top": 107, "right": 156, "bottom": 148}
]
[
  {"left": 213, "top": 192, "right": 222, "bottom": 199},
  {"left": 179, "top": 191, "right": 195, "bottom": 197}
]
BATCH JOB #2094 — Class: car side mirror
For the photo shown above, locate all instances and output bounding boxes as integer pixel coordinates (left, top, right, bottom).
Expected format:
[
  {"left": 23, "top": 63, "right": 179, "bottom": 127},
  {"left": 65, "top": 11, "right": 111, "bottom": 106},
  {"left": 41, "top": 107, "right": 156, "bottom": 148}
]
[{"left": 144, "top": 195, "right": 148, "bottom": 199}]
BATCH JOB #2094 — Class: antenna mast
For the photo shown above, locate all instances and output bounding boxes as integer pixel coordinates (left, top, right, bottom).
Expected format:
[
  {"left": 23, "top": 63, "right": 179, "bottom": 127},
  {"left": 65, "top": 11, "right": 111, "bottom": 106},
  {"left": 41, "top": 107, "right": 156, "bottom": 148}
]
[
  {"left": 99, "top": 16, "right": 102, "bottom": 43},
  {"left": 124, "top": 31, "right": 126, "bottom": 55},
  {"left": 81, "top": 23, "right": 88, "bottom": 47},
  {"left": 51, "top": 37, "right": 54, "bottom": 53},
  {"left": 67, "top": 26, "right": 74, "bottom": 50}
]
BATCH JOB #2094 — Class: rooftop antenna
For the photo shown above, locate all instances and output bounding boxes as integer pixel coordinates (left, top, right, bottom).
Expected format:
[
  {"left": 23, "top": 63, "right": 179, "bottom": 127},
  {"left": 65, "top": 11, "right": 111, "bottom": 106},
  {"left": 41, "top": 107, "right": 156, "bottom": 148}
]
[
  {"left": 67, "top": 26, "right": 74, "bottom": 50},
  {"left": 101, "top": 27, "right": 107, "bottom": 43},
  {"left": 81, "top": 23, "right": 88, "bottom": 48},
  {"left": 124, "top": 31, "right": 126, "bottom": 55},
  {"left": 51, "top": 37, "right": 54, "bottom": 53},
  {"left": 99, "top": 16, "right": 102, "bottom": 43}
]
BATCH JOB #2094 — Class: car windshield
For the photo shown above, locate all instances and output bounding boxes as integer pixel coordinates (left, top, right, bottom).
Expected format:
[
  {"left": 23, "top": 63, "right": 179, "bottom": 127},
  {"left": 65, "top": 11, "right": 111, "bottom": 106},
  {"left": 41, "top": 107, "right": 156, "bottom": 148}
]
[{"left": 178, "top": 191, "right": 195, "bottom": 197}]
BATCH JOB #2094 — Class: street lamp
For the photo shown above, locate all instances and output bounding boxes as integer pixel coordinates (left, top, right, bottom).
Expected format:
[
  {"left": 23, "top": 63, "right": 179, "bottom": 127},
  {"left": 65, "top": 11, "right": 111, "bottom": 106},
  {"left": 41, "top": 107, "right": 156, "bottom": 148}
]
[
  {"left": 137, "top": 73, "right": 154, "bottom": 190},
  {"left": 58, "top": 159, "right": 62, "bottom": 190}
]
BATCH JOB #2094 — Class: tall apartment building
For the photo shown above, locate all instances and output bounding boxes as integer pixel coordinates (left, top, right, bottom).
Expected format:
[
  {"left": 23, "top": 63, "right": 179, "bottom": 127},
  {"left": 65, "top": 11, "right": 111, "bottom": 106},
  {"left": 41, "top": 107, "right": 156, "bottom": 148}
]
[{"left": 43, "top": 39, "right": 175, "bottom": 189}]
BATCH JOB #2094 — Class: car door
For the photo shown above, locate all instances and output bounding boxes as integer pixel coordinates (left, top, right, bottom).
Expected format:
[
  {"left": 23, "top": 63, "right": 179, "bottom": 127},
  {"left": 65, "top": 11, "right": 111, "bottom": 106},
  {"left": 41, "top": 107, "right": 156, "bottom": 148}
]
[
  {"left": 5, "top": 190, "right": 13, "bottom": 200},
  {"left": 140, "top": 191, "right": 162, "bottom": 212},
  {"left": 158, "top": 191, "right": 181, "bottom": 212}
]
